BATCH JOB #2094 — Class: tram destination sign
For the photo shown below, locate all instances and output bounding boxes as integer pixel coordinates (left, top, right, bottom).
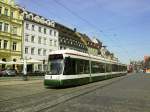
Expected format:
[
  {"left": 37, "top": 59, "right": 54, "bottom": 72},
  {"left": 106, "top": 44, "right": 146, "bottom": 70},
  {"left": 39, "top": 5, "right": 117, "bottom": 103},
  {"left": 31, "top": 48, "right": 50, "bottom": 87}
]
[{"left": 49, "top": 54, "right": 63, "bottom": 60}]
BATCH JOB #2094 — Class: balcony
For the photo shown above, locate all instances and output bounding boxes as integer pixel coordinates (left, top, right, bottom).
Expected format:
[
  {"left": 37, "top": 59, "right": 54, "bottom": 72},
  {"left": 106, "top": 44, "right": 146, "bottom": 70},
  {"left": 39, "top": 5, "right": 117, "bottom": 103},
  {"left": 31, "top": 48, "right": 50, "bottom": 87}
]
[
  {"left": 0, "top": 31, "right": 11, "bottom": 37},
  {"left": 0, "top": 14, "right": 10, "bottom": 21},
  {"left": 11, "top": 34, "right": 22, "bottom": 40},
  {"left": 11, "top": 50, "right": 21, "bottom": 56},
  {"left": 0, "top": 49, "right": 11, "bottom": 55},
  {"left": 10, "top": 19, "right": 22, "bottom": 25}
]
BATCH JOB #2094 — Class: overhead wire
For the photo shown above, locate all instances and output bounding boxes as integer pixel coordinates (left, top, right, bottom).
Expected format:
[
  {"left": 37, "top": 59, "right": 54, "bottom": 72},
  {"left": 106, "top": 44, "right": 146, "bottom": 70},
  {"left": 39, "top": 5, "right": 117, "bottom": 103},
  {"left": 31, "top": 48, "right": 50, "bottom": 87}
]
[
  {"left": 19, "top": 0, "right": 133, "bottom": 63},
  {"left": 51, "top": 0, "right": 132, "bottom": 62}
]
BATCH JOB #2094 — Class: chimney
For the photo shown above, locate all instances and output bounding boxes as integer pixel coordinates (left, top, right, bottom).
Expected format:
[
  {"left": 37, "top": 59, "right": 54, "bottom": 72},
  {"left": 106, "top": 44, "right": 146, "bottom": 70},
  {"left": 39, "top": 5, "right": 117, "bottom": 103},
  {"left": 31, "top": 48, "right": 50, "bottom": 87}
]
[{"left": 74, "top": 28, "right": 77, "bottom": 32}]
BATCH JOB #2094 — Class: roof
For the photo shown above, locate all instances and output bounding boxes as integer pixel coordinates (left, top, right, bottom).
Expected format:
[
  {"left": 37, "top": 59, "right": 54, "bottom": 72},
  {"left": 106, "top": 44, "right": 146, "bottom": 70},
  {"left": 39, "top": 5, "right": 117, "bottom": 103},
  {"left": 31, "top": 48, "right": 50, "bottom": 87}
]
[{"left": 49, "top": 49, "right": 122, "bottom": 64}]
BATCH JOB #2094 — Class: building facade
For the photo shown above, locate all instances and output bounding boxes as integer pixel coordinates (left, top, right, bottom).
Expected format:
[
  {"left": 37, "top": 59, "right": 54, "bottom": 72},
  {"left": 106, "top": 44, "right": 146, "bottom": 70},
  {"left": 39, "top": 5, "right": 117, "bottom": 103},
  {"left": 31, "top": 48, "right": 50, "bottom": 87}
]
[
  {"left": 0, "top": 0, "right": 23, "bottom": 68},
  {"left": 21, "top": 9, "right": 59, "bottom": 72},
  {"left": 55, "top": 23, "right": 88, "bottom": 53},
  {"left": 77, "top": 33, "right": 102, "bottom": 56}
]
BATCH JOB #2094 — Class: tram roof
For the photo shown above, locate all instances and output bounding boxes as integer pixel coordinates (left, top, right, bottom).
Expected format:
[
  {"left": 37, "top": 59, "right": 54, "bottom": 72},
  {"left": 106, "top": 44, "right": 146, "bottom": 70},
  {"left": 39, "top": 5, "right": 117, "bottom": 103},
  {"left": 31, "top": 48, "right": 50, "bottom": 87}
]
[{"left": 49, "top": 49, "right": 126, "bottom": 65}]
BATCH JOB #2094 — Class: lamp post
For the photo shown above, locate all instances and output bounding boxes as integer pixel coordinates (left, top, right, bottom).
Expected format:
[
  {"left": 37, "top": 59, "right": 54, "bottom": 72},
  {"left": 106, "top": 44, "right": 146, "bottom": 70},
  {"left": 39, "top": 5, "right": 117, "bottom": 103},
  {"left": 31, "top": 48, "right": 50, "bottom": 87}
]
[{"left": 23, "top": 58, "right": 28, "bottom": 81}]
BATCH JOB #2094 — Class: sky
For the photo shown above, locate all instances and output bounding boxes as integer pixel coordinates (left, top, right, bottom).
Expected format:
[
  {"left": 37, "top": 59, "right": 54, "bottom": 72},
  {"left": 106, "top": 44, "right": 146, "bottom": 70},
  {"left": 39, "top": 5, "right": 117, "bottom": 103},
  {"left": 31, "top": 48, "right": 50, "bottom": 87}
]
[{"left": 16, "top": 0, "right": 150, "bottom": 64}]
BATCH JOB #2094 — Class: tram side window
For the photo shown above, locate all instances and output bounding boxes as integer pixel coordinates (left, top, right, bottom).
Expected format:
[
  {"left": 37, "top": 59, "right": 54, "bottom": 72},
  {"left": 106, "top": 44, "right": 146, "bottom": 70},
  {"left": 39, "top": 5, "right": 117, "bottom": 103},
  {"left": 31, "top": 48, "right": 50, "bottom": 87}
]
[
  {"left": 91, "top": 61, "right": 105, "bottom": 73},
  {"left": 106, "top": 64, "right": 112, "bottom": 72},
  {"left": 76, "top": 59, "right": 90, "bottom": 74},
  {"left": 64, "top": 58, "right": 76, "bottom": 75},
  {"left": 112, "top": 64, "right": 118, "bottom": 72},
  {"left": 118, "top": 65, "right": 122, "bottom": 72},
  {"left": 124, "top": 66, "right": 127, "bottom": 71},
  {"left": 63, "top": 58, "right": 90, "bottom": 75}
]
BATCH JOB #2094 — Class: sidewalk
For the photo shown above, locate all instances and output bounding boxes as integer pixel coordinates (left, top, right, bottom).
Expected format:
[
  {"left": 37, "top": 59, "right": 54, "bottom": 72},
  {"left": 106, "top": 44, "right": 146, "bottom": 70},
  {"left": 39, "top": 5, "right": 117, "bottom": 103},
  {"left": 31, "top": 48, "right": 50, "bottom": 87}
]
[
  {"left": 0, "top": 76, "right": 44, "bottom": 86},
  {"left": 0, "top": 76, "right": 44, "bottom": 81}
]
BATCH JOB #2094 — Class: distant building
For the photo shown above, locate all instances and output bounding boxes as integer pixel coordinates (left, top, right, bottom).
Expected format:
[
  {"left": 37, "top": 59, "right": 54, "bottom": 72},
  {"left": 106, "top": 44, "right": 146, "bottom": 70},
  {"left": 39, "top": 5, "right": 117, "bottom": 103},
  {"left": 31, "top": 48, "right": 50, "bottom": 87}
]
[
  {"left": 55, "top": 23, "right": 88, "bottom": 53},
  {"left": 77, "top": 33, "right": 101, "bottom": 56},
  {"left": 144, "top": 56, "right": 150, "bottom": 66},
  {"left": 144, "top": 56, "right": 150, "bottom": 71},
  {"left": 0, "top": 0, "right": 23, "bottom": 69},
  {"left": 21, "top": 9, "right": 59, "bottom": 72}
]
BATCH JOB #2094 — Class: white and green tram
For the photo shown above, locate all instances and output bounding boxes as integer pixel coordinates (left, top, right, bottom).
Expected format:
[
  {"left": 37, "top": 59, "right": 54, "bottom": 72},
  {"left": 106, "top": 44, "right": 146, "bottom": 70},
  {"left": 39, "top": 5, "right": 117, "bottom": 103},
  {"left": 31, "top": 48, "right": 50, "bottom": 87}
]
[{"left": 44, "top": 50, "right": 127, "bottom": 87}]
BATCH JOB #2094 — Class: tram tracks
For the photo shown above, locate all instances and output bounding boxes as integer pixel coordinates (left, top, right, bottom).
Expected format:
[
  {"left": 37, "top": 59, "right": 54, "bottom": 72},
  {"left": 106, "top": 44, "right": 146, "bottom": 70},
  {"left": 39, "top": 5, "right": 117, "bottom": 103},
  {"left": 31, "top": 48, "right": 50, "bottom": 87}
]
[
  {"left": 36, "top": 75, "right": 129, "bottom": 112},
  {"left": 0, "top": 75, "right": 129, "bottom": 112}
]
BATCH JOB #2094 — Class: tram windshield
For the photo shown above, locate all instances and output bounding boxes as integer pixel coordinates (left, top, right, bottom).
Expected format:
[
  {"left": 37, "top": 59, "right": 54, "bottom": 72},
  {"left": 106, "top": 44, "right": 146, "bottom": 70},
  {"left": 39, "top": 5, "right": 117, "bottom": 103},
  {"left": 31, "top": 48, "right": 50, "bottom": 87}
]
[{"left": 47, "top": 59, "right": 63, "bottom": 75}]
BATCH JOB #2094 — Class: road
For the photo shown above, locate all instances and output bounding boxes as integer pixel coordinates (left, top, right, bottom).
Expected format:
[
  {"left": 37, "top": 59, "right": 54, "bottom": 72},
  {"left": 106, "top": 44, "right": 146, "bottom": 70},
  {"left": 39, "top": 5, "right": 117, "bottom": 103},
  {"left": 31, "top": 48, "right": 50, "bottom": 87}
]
[{"left": 0, "top": 73, "right": 150, "bottom": 112}]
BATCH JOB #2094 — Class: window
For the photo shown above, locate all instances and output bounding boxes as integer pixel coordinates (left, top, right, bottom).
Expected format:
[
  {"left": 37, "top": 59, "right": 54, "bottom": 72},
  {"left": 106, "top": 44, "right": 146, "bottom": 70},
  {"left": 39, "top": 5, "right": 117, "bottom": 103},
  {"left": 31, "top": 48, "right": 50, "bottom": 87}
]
[
  {"left": 0, "top": 22, "right": 2, "bottom": 31},
  {"left": 91, "top": 61, "right": 105, "bottom": 73},
  {"left": 11, "top": 11, "right": 13, "bottom": 18},
  {"left": 25, "top": 34, "right": 29, "bottom": 42},
  {"left": 4, "top": 40, "right": 8, "bottom": 49},
  {"left": 49, "top": 40, "right": 52, "bottom": 46},
  {"left": 4, "top": 8, "right": 8, "bottom": 16},
  {"left": 12, "top": 26, "right": 17, "bottom": 35},
  {"left": 112, "top": 64, "right": 118, "bottom": 72},
  {"left": 25, "top": 47, "right": 28, "bottom": 54},
  {"left": 31, "top": 35, "right": 35, "bottom": 43},
  {"left": 38, "top": 64, "right": 42, "bottom": 71},
  {"left": 38, "top": 26, "right": 41, "bottom": 32},
  {"left": 44, "top": 38, "right": 46, "bottom": 45},
  {"left": 43, "top": 49, "right": 46, "bottom": 56},
  {"left": 0, "top": 39, "right": 2, "bottom": 48},
  {"left": 106, "top": 64, "right": 112, "bottom": 72},
  {"left": 44, "top": 28, "right": 46, "bottom": 34},
  {"left": 12, "top": 42, "right": 17, "bottom": 51},
  {"left": 63, "top": 58, "right": 90, "bottom": 75},
  {"left": 32, "top": 25, "right": 35, "bottom": 31},
  {"left": 54, "top": 40, "right": 57, "bottom": 46},
  {"left": 4, "top": 23, "right": 9, "bottom": 32},
  {"left": 49, "top": 49, "right": 52, "bottom": 52},
  {"left": 38, "top": 36, "right": 41, "bottom": 44},
  {"left": 31, "top": 47, "right": 35, "bottom": 55},
  {"left": 54, "top": 31, "right": 57, "bottom": 37},
  {"left": 49, "top": 30, "right": 52, "bottom": 35},
  {"left": 76, "top": 59, "right": 90, "bottom": 74},
  {"left": 26, "top": 23, "right": 29, "bottom": 30},
  {"left": 38, "top": 48, "right": 41, "bottom": 55},
  {"left": 0, "top": 7, "right": 2, "bottom": 15}
]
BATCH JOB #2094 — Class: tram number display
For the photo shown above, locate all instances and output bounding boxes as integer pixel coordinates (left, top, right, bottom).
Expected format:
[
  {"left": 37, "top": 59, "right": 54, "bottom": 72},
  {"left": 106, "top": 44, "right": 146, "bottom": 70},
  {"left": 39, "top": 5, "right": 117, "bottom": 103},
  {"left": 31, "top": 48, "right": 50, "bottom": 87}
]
[{"left": 49, "top": 54, "right": 63, "bottom": 60}]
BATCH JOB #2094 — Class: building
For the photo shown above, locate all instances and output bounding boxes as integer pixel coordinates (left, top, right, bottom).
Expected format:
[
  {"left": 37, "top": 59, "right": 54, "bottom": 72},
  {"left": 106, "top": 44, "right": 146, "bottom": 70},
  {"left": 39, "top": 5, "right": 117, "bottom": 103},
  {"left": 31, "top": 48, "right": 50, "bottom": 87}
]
[
  {"left": 91, "top": 37, "right": 102, "bottom": 55},
  {"left": 144, "top": 56, "right": 150, "bottom": 72},
  {"left": 77, "top": 33, "right": 102, "bottom": 56},
  {"left": 21, "top": 9, "right": 59, "bottom": 72},
  {"left": 0, "top": 0, "right": 23, "bottom": 69},
  {"left": 55, "top": 23, "right": 88, "bottom": 53}
]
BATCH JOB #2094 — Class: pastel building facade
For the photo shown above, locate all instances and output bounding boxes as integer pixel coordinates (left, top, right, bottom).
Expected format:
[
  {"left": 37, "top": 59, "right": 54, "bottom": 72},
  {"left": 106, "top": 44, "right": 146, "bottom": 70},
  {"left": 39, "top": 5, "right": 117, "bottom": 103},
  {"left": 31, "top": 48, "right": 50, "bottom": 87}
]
[
  {"left": 0, "top": 0, "right": 23, "bottom": 68},
  {"left": 21, "top": 9, "right": 59, "bottom": 72}
]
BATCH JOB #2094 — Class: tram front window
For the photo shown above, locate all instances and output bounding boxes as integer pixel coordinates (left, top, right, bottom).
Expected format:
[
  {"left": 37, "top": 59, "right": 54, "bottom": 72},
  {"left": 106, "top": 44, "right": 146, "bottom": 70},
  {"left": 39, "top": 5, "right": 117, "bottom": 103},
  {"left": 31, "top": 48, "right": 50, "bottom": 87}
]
[{"left": 47, "top": 59, "right": 63, "bottom": 75}]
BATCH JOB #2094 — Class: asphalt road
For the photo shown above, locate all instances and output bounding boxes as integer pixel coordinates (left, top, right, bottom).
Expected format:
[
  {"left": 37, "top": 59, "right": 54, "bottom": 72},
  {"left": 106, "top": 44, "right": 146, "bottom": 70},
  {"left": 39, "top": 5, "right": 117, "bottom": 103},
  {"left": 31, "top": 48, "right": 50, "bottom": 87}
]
[{"left": 0, "top": 73, "right": 150, "bottom": 112}]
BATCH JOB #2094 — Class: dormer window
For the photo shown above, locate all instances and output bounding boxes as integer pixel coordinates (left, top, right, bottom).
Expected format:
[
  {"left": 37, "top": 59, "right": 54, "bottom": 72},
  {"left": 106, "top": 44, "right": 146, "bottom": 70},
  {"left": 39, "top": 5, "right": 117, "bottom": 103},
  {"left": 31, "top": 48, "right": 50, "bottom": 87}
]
[
  {"left": 34, "top": 16, "right": 40, "bottom": 22},
  {"left": 29, "top": 15, "right": 33, "bottom": 20}
]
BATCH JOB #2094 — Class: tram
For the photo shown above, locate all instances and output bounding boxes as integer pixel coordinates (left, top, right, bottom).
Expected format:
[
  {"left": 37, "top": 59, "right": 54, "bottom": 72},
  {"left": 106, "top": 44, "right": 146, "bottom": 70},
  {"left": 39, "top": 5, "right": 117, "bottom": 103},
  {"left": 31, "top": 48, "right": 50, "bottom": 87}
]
[{"left": 44, "top": 50, "right": 127, "bottom": 87}]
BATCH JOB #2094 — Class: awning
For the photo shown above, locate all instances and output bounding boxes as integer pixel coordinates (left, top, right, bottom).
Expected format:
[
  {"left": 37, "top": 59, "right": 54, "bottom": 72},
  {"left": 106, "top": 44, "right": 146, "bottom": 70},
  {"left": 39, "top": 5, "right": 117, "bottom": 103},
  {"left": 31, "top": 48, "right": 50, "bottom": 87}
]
[
  {"left": 5, "top": 61, "right": 23, "bottom": 65},
  {"left": 26, "top": 59, "right": 42, "bottom": 64},
  {"left": 0, "top": 60, "right": 7, "bottom": 64}
]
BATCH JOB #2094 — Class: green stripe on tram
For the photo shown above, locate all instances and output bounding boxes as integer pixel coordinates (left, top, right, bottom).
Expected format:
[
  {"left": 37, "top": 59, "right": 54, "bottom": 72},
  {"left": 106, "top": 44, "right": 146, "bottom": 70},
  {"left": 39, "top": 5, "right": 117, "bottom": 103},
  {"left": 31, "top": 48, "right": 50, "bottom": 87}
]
[{"left": 44, "top": 80, "right": 60, "bottom": 87}]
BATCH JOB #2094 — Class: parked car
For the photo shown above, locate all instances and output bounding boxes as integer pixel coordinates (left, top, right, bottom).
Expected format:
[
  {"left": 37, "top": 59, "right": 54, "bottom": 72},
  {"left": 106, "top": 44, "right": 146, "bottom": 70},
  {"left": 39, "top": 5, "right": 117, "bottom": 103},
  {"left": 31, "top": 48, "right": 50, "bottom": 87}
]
[{"left": 4, "top": 69, "right": 17, "bottom": 76}]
